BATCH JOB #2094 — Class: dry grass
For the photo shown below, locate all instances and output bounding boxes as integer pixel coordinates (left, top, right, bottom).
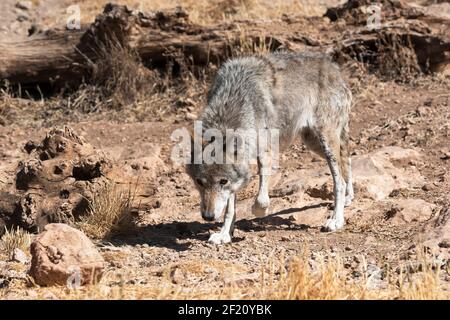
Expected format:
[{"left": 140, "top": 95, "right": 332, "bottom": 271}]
[
  {"left": 70, "top": 0, "right": 327, "bottom": 26},
  {"left": 72, "top": 182, "right": 135, "bottom": 239},
  {"left": 1, "top": 245, "right": 447, "bottom": 300},
  {"left": 0, "top": 227, "right": 32, "bottom": 259},
  {"left": 87, "top": 40, "right": 159, "bottom": 111},
  {"left": 229, "top": 27, "right": 279, "bottom": 57}
]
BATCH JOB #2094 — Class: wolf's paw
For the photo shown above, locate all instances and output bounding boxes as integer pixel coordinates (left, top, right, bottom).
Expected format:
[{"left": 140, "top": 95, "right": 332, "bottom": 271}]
[
  {"left": 252, "top": 200, "right": 270, "bottom": 218},
  {"left": 323, "top": 218, "right": 344, "bottom": 232},
  {"left": 344, "top": 194, "right": 354, "bottom": 207},
  {"left": 208, "top": 232, "right": 232, "bottom": 245}
]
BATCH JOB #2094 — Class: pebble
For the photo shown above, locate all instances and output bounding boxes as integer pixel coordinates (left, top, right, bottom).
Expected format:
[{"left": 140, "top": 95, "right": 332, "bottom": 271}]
[
  {"left": 15, "top": 1, "right": 33, "bottom": 10},
  {"left": 185, "top": 112, "right": 197, "bottom": 120},
  {"left": 12, "top": 248, "right": 28, "bottom": 264}
]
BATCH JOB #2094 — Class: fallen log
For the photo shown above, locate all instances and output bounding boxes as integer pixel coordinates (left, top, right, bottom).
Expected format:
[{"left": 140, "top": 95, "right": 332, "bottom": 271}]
[
  {"left": 0, "top": 4, "right": 306, "bottom": 89},
  {"left": 0, "top": 2, "right": 449, "bottom": 89}
]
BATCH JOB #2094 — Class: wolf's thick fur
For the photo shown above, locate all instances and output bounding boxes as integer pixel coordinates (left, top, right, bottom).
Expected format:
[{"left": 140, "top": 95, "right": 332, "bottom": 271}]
[{"left": 187, "top": 52, "right": 353, "bottom": 244}]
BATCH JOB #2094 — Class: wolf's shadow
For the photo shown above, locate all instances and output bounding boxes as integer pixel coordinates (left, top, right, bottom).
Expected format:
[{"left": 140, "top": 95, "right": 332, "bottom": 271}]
[{"left": 110, "top": 202, "right": 328, "bottom": 251}]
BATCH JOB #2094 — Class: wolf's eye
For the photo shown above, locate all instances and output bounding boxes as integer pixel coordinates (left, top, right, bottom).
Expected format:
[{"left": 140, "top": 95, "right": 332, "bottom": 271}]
[
  {"left": 196, "top": 178, "right": 204, "bottom": 187},
  {"left": 219, "top": 179, "right": 229, "bottom": 185}
]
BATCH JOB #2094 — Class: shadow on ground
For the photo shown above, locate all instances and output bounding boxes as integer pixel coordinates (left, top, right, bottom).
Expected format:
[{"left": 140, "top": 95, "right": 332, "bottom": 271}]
[{"left": 110, "top": 202, "right": 329, "bottom": 251}]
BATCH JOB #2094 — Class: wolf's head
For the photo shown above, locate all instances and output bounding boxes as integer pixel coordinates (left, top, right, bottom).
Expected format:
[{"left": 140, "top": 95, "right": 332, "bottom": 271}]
[{"left": 186, "top": 161, "right": 251, "bottom": 221}]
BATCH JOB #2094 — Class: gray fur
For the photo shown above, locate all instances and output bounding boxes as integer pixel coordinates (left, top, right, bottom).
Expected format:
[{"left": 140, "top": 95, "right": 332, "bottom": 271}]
[{"left": 187, "top": 52, "right": 353, "bottom": 244}]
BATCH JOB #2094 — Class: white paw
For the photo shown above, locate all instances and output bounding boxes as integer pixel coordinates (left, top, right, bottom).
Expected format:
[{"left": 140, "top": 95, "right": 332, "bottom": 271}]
[
  {"left": 323, "top": 218, "right": 344, "bottom": 232},
  {"left": 344, "top": 194, "right": 354, "bottom": 207},
  {"left": 208, "top": 232, "right": 232, "bottom": 245},
  {"left": 252, "top": 200, "right": 270, "bottom": 217}
]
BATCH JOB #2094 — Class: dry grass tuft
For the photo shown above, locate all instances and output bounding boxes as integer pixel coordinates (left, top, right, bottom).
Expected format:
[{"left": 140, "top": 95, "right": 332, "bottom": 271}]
[
  {"left": 87, "top": 40, "right": 160, "bottom": 111},
  {"left": 73, "top": 182, "right": 136, "bottom": 239},
  {"left": 268, "top": 254, "right": 366, "bottom": 299},
  {"left": 229, "top": 28, "right": 280, "bottom": 57},
  {"left": 0, "top": 227, "right": 32, "bottom": 259}
]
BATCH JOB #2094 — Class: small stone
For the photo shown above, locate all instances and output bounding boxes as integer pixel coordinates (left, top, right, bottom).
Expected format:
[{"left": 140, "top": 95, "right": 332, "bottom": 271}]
[
  {"left": 17, "top": 14, "right": 29, "bottom": 22},
  {"left": 438, "top": 239, "right": 450, "bottom": 248},
  {"left": 185, "top": 112, "right": 197, "bottom": 120},
  {"left": 131, "top": 163, "right": 140, "bottom": 170},
  {"left": 204, "top": 267, "right": 216, "bottom": 274},
  {"left": 16, "top": 1, "right": 33, "bottom": 10},
  {"left": 170, "top": 267, "right": 184, "bottom": 284},
  {"left": 12, "top": 248, "right": 28, "bottom": 264}
]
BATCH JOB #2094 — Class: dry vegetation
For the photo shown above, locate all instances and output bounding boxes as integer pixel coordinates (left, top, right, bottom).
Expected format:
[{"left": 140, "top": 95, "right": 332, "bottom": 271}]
[
  {"left": 71, "top": 182, "right": 136, "bottom": 239},
  {"left": 1, "top": 247, "right": 448, "bottom": 300},
  {"left": 0, "top": 227, "right": 32, "bottom": 259},
  {"left": 72, "top": 0, "right": 327, "bottom": 26}
]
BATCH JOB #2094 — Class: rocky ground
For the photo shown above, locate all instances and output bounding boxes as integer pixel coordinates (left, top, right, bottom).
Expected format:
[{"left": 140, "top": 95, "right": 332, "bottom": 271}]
[{"left": 0, "top": 0, "right": 449, "bottom": 299}]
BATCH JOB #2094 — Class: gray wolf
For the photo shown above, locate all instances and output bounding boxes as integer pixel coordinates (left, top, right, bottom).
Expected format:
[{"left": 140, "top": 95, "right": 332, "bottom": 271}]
[{"left": 186, "top": 52, "right": 353, "bottom": 244}]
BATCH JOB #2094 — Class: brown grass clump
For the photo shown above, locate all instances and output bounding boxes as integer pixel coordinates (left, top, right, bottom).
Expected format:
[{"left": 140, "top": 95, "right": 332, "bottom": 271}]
[
  {"left": 0, "top": 227, "right": 32, "bottom": 259},
  {"left": 73, "top": 182, "right": 135, "bottom": 239},
  {"left": 268, "top": 254, "right": 368, "bottom": 299},
  {"left": 87, "top": 40, "right": 159, "bottom": 111},
  {"left": 229, "top": 28, "right": 280, "bottom": 57}
]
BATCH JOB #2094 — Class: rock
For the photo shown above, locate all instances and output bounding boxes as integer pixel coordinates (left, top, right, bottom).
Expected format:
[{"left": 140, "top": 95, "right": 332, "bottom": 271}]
[
  {"left": 276, "top": 147, "right": 424, "bottom": 203},
  {"left": 185, "top": 112, "right": 197, "bottom": 121},
  {"left": 305, "top": 181, "right": 333, "bottom": 200},
  {"left": 29, "top": 224, "right": 105, "bottom": 286},
  {"left": 423, "top": 206, "right": 450, "bottom": 260},
  {"left": 13, "top": 127, "right": 113, "bottom": 231},
  {"left": 15, "top": 1, "right": 33, "bottom": 10},
  {"left": 12, "top": 248, "right": 28, "bottom": 264},
  {"left": 352, "top": 147, "right": 424, "bottom": 201},
  {"left": 17, "top": 14, "right": 29, "bottom": 22},
  {"left": 170, "top": 266, "right": 184, "bottom": 284},
  {"left": 386, "top": 199, "right": 436, "bottom": 224}
]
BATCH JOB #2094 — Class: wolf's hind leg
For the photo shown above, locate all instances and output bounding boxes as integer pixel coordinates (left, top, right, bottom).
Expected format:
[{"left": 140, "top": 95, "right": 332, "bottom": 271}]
[
  {"left": 208, "top": 193, "right": 236, "bottom": 245},
  {"left": 318, "top": 131, "right": 346, "bottom": 231},
  {"left": 252, "top": 153, "right": 271, "bottom": 217},
  {"left": 340, "top": 124, "right": 354, "bottom": 206}
]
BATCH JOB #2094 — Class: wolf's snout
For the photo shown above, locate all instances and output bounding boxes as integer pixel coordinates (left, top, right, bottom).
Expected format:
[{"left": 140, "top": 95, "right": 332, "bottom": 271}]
[{"left": 201, "top": 212, "right": 215, "bottom": 221}]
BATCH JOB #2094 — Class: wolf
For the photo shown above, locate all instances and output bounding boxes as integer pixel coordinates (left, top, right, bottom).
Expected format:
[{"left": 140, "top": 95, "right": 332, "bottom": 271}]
[{"left": 186, "top": 52, "right": 353, "bottom": 244}]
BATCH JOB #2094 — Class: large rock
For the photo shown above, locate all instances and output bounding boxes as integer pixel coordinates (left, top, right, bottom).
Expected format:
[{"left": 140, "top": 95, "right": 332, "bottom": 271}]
[
  {"left": 29, "top": 223, "right": 105, "bottom": 286},
  {"left": 282, "top": 146, "right": 424, "bottom": 202},
  {"left": 352, "top": 147, "right": 424, "bottom": 201},
  {"left": 13, "top": 127, "right": 113, "bottom": 232},
  {"left": 385, "top": 198, "right": 437, "bottom": 224}
]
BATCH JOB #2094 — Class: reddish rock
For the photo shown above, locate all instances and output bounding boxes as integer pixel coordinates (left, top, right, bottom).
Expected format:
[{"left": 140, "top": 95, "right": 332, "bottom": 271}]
[
  {"left": 29, "top": 223, "right": 105, "bottom": 286},
  {"left": 386, "top": 198, "right": 437, "bottom": 224},
  {"left": 352, "top": 147, "right": 424, "bottom": 201}
]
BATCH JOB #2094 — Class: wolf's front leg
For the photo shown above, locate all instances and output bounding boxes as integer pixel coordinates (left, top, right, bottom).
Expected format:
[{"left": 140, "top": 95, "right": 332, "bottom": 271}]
[
  {"left": 318, "top": 133, "right": 346, "bottom": 231},
  {"left": 208, "top": 193, "right": 236, "bottom": 244},
  {"left": 252, "top": 155, "right": 271, "bottom": 217}
]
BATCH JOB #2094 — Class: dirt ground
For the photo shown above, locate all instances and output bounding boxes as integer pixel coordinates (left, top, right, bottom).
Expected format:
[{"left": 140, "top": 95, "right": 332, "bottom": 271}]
[{"left": 0, "top": 0, "right": 449, "bottom": 299}]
